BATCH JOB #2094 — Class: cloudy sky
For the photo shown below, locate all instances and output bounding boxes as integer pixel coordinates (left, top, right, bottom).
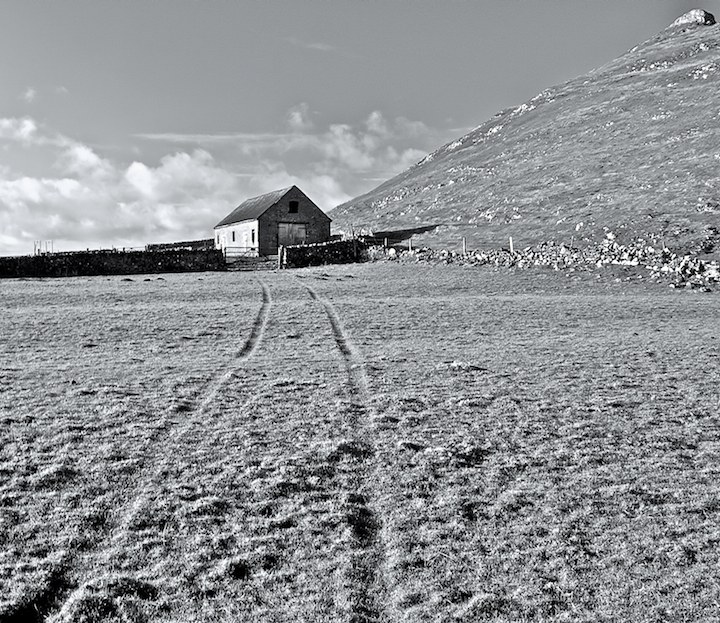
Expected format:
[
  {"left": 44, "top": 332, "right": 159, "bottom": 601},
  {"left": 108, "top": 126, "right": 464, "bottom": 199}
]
[{"left": 0, "top": 0, "right": 713, "bottom": 254}]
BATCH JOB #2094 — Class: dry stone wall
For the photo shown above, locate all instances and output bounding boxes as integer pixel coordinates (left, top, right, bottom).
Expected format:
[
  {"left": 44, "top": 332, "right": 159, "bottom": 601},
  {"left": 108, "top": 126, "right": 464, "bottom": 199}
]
[
  {"left": 0, "top": 248, "right": 225, "bottom": 279},
  {"left": 373, "top": 238, "right": 720, "bottom": 289},
  {"left": 281, "top": 239, "right": 369, "bottom": 268}
]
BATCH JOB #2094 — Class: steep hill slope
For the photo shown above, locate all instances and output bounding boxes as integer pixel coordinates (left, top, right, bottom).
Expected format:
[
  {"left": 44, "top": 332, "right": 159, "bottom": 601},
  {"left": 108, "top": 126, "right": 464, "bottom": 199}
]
[{"left": 331, "top": 10, "right": 720, "bottom": 254}]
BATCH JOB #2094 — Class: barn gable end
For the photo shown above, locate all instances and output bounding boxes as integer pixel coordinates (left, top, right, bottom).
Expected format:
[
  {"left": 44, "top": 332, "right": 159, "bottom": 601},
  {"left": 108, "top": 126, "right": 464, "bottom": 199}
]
[{"left": 214, "top": 186, "right": 331, "bottom": 258}]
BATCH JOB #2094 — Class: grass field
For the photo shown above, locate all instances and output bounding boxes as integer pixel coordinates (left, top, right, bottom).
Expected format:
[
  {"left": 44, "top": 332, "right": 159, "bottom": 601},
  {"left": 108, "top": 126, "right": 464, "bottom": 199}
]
[{"left": 1, "top": 264, "right": 719, "bottom": 622}]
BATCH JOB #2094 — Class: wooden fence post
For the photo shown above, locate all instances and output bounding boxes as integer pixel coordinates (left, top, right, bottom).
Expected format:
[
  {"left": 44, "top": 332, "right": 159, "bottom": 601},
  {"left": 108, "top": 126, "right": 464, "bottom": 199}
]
[
  {"left": 462, "top": 237, "right": 467, "bottom": 254},
  {"left": 509, "top": 236, "right": 514, "bottom": 254},
  {"left": 408, "top": 237, "right": 413, "bottom": 252}
]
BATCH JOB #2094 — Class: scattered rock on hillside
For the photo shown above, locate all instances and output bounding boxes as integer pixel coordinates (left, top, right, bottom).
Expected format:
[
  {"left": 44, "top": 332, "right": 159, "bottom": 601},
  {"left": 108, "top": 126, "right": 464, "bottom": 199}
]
[{"left": 670, "top": 9, "right": 716, "bottom": 28}]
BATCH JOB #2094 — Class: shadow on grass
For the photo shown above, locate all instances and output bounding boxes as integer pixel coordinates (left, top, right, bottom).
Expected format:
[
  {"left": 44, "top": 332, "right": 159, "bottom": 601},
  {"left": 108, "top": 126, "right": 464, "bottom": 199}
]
[{"left": 1, "top": 566, "right": 73, "bottom": 623}]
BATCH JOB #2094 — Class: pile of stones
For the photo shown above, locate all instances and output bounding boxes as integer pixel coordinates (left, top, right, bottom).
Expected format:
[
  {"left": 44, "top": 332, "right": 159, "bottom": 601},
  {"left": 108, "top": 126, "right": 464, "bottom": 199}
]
[{"left": 375, "top": 237, "right": 719, "bottom": 289}]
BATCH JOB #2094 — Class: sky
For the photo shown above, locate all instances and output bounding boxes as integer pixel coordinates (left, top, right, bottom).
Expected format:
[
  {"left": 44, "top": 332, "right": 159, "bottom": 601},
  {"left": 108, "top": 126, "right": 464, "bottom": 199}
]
[{"left": 0, "top": 0, "right": 715, "bottom": 255}]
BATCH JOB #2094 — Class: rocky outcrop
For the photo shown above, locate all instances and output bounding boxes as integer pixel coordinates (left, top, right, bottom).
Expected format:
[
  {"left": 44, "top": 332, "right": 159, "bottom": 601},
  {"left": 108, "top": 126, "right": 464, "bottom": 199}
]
[{"left": 670, "top": 9, "right": 716, "bottom": 28}]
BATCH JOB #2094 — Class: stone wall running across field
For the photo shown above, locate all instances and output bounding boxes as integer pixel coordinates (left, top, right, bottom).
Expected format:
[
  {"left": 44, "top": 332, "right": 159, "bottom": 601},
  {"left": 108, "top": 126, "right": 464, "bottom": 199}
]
[
  {"left": 373, "top": 238, "right": 720, "bottom": 289},
  {"left": 145, "top": 238, "right": 215, "bottom": 252},
  {"left": 280, "top": 239, "right": 370, "bottom": 269},
  {"left": 0, "top": 248, "right": 226, "bottom": 279}
]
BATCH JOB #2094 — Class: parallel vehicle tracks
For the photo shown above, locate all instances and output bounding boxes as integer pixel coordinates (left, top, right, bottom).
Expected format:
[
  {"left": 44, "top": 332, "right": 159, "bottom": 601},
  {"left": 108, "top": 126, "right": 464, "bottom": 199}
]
[
  {"left": 15, "top": 280, "right": 273, "bottom": 623},
  {"left": 11, "top": 277, "right": 389, "bottom": 623},
  {"left": 304, "top": 284, "right": 388, "bottom": 623}
]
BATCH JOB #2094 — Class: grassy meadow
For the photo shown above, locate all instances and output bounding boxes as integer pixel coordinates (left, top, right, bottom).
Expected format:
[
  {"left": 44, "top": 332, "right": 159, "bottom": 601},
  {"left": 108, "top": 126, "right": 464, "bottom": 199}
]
[{"left": 1, "top": 264, "right": 719, "bottom": 622}]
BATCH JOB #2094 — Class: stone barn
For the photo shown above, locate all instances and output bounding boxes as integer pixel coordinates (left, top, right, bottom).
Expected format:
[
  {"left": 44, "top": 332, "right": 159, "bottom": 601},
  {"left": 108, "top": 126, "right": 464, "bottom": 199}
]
[{"left": 214, "top": 186, "right": 331, "bottom": 258}]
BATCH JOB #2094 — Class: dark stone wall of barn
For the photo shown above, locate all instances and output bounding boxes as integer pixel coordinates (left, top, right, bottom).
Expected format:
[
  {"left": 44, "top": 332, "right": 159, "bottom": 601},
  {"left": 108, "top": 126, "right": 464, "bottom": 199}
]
[
  {"left": 258, "top": 186, "right": 331, "bottom": 255},
  {"left": 0, "top": 249, "right": 225, "bottom": 279}
]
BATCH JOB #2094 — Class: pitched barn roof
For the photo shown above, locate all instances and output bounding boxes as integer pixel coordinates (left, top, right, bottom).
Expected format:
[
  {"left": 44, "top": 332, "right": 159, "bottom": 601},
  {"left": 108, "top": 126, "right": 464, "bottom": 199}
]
[{"left": 215, "top": 186, "right": 294, "bottom": 228}]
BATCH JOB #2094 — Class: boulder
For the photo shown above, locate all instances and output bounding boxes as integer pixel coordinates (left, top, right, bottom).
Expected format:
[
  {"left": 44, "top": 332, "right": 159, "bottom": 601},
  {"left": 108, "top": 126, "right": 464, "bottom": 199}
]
[{"left": 670, "top": 9, "right": 716, "bottom": 28}]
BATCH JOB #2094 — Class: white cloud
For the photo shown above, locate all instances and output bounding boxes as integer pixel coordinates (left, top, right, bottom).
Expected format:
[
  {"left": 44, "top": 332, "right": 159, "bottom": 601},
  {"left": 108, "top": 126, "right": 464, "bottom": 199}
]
[
  {"left": 287, "top": 102, "right": 315, "bottom": 132},
  {"left": 22, "top": 88, "right": 37, "bottom": 103},
  {"left": 0, "top": 137, "right": 245, "bottom": 254},
  {"left": 0, "top": 118, "right": 38, "bottom": 144},
  {"left": 57, "top": 143, "right": 114, "bottom": 179},
  {"left": 366, "top": 110, "right": 390, "bottom": 137},
  {"left": 123, "top": 150, "right": 238, "bottom": 206},
  {"left": 247, "top": 161, "right": 352, "bottom": 210},
  {"left": 133, "top": 110, "right": 440, "bottom": 186},
  {"left": 285, "top": 37, "right": 335, "bottom": 53},
  {"left": 125, "top": 161, "right": 157, "bottom": 199},
  {"left": 134, "top": 131, "right": 292, "bottom": 143},
  {"left": 394, "top": 116, "right": 432, "bottom": 138},
  {"left": 320, "top": 123, "right": 376, "bottom": 171},
  {"left": 201, "top": 108, "right": 440, "bottom": 179}
]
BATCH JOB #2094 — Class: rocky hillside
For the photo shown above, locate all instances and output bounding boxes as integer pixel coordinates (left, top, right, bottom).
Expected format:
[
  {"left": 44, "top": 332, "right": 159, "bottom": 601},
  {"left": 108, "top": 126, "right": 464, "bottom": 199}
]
[{"left": 331, "top": 10, "right": 720, "bottom": 255}]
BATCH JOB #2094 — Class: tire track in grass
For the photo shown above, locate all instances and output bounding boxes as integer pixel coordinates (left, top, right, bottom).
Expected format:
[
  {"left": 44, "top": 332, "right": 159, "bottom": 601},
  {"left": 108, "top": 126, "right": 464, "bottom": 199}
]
[
  {"left": 194, "top": 279, "right": 271, "bottom": 414},
  {"left": 110, "top": 279, "right": 271, "bottom": 533},
  {"left": 35, "top": 280, "right": 272, "bottom": 623},
  {"left": 305, "top": 286, "right": 370, "bottom": 400},
  {"left": 304, "top": 284, "right": 387, "bottom": 623}
]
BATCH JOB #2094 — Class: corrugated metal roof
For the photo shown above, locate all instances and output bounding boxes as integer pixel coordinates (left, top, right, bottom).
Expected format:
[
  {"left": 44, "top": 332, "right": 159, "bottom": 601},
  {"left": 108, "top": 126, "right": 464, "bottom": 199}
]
[{"left": 214, "top": 186, "right": 294, "bottom": 228}]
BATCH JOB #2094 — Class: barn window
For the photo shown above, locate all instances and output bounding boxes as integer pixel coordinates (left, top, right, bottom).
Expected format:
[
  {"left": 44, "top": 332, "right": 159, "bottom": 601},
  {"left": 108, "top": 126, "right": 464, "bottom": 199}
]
[
  {"left": 251, "top": 229, "right": 255, "bottom": 244},
  {"left": 232, "top": 231, "right": 236, "bottom": 242},
  {"left": 289, "top": 201, "right": 299, "bottom": 213}
]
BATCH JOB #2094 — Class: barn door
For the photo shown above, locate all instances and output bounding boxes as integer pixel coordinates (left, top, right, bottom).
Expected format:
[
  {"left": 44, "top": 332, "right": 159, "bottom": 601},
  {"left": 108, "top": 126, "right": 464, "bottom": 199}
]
[{"left": 278, "top": 223, "right": 307, "bottom": 246}]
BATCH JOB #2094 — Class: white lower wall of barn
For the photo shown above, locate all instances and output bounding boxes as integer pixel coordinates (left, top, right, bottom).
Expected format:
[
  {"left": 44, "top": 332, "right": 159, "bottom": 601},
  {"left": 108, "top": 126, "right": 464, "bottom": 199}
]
[{"left": 214, "top": 221, "right": 259, "bottom": 257}]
